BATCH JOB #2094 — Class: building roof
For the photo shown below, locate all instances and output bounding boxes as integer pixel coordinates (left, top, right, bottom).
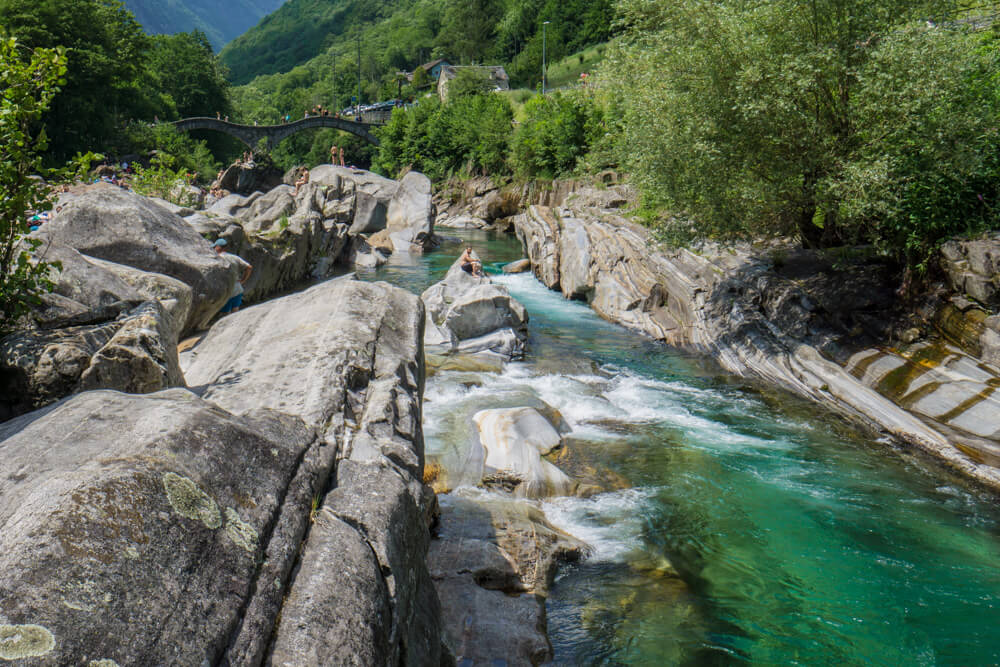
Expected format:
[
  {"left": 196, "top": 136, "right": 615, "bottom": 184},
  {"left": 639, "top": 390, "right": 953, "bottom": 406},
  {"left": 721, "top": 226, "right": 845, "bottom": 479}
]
[{"left": 419, "top": 58, "right": 449, "bottom": 72}]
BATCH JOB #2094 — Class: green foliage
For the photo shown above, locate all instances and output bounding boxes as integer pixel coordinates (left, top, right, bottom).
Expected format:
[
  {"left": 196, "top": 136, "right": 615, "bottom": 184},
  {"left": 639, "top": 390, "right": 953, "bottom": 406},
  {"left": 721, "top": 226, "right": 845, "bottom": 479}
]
[
  {"left": 446, "top": 68, "right": 495, "bottom": 99},
  {"left": 411, "top": 65, "right": 431, "bottom": 90},
  {"left": 838, "top": 25, "right": 1000, "bottom": 268},
  {"left": 119, "top": 124, "right": 220, "bottom": 185},
  {"left": 0, "top": 38, "right": 64, "bottom": 333},
  {"left": 605, "top": 0, "right": 998, "bottom": 267},
  {"left": 0, "top": 0, "right": 236, "bottom": 164},
  {"left": 373, "top": 93, "right": 514, "bottom": 180},
  {"left": 542, "top": 42, "right": 605, "bottom": 90},
  {"left": 511, "top": 90, "right": 603, "bottom": 178},
  {"left": 146, "top": 31, "right": 232, "bottom": 120},
  {"left": 129, "top": 152, "right": 197, "bottom": 204},
  {"left": 436, "top": 0, "right": 502, "bottom": 64},
  {"left": 0, "top": 0, "right": 153, "bottom": 161}
]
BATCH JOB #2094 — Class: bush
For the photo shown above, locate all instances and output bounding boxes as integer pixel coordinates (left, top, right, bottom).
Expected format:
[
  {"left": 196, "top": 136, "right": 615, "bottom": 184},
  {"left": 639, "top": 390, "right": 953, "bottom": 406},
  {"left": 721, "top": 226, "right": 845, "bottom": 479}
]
[
  {"left": 0, "top": 38, "right": 65, "bottom": 333},
  {"left": 373, "top": 93, "right": 514, "bottom": 180},
  {"left": 605, "top": 0, "right": 999, "bottom": 268},
  {"left": 510, "top": 90, "right": 603, "bottom": 178},
  {"left": 838, "top": 26, "right": 1000, "bottom": 268}
]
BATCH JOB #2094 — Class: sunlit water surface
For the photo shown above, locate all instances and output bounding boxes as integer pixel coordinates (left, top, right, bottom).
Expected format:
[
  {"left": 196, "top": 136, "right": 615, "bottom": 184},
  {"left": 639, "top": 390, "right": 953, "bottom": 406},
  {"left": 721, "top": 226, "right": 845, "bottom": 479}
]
[{"left": 359, "top": 230, "right": 1000, "bottom": 665}]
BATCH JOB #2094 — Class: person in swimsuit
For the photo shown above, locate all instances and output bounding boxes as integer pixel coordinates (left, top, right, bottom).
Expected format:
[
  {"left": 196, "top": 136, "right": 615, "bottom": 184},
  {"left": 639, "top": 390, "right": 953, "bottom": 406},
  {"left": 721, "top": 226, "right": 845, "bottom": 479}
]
[{"left": 459, "top": 246, "right": 484, "bottom": 276}]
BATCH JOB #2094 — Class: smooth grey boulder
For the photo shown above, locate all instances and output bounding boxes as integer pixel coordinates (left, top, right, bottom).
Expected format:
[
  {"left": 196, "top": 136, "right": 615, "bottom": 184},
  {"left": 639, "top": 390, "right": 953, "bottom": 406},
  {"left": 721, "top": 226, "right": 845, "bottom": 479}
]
[
  {"left": 268, "top": 508, "right": 393, "bottom": 667},
  {"left": 421, "top": 258, "right": 529, "bottom": 360},
  {"left": 349, "top": 188, "right": 389, "bottom": 234},
  {"left": 504, "top": 258, "right": 532, "bottom": 274},
  {"left": 941, "top": 233, "right": 1000, "bottom": 308},
  {"left": 276, "top": 459, "right": 441, "bottom": 665},
  {"left": 182, "top": 278, "right": 442, "bottom": 664},
  {"left": 388, "top": 171, "right": 436, "bottom": 250},
  {"left": 86, "top": 256, "right": 193, "bottom": 339},
  {"left": 472, "top": 407, "right": 574, "bottom": 498},
  {"left": 0, "top": 301, "right": 184, "bottom": 419},
  {"left": 78, "top": 300, "right": 184, "bottom": 394},
  {"left": 0, "top": 320, "right": 119, "bottom": 418},
  {"left": 429, "top": 491, "right": 588, "bottom": 666},
  {"left": 35, "top": 185, "right": 232, "bottom": 332},
  {"left": 347, "top": 235, "right": 390, "bottom": 268},
  {"left": 28, "top": 241, "right": 192, "bottom": 338},
  {"left": 28, "top": 241, "right": 143, "bottom": 329},
  {"left": 0, "top": 389, "right": 318, "bottom": 666},
  {"left": 148, "top": 196, "right": 194, "bottom": 217}
]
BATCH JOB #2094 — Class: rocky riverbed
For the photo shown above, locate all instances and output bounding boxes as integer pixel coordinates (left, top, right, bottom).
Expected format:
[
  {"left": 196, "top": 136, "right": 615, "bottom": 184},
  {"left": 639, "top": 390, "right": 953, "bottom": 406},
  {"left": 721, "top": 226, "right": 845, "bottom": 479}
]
[
  {"left": 0, "top": 167, "right": 448, "bottom": 664},
  {"left": 435, "top": 175, "right": 1000, "bottom": 492},
  {"left": 3, "top": 164, "right": 1000, "bottom": 665}
]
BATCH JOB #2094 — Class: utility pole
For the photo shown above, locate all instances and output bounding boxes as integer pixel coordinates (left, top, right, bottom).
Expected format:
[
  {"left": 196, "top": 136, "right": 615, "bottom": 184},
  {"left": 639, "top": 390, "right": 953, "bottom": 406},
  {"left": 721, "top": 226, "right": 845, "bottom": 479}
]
[
  {"left": 332, "top": 51, "right": 337, "bottom": 111},
  {"left": 542, "top": 21, "right": 551, "bottom": 95},
  {"left": 357, "top": 35, "right": 362, "bottom": 120}
]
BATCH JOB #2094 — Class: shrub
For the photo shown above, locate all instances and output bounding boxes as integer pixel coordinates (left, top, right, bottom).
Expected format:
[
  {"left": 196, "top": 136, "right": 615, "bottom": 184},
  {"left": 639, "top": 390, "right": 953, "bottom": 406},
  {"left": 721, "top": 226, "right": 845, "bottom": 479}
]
[{"left": 510, "top": 90, "right": 603, "bottom": 178}]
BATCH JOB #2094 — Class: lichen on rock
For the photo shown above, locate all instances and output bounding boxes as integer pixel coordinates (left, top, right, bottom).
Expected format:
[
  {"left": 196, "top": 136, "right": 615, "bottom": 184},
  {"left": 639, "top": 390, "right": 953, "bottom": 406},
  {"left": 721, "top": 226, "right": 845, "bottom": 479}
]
[
  {"left": 224, "top": 507, "right": 259, "bottom": 552},
  {"left": 0, "top": 623, "right": 56, "bottom": 660},
  {"left": 88, "top": 660, "right": 121, "bottom": 667},
  {"left": 162, "top": 472, "right": 222, "bottom": 529}
]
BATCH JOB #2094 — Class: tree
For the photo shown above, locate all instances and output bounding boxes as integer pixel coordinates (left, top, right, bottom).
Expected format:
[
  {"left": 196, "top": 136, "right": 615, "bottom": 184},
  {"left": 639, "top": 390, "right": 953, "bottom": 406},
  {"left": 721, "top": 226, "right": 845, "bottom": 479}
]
[
  {"left": 411, "top": 64, "right": 431, "bottom": 90},
  {"left": 606, "top": 0, "right": 981, "bottom": 265},
  {"left": 446, "top": 68, "right": 495, "bottom": 99},
  {"left": 0, "top": 38, "right": 65, "bottom": 332},
  {"left": 0, "top": 0, "right": 153, "bottom": 161},
  {"left": 437, "top": 0, "right": 502, "bottom": 64},
  {"left": 512, "top": 90, "right": 602, "bottom": 178},
  {"left": 145, "top": 31, "right": 232, "bottom": 120},
  {"left": 373, "top": 92, "right": 513, "bottom": 180}
]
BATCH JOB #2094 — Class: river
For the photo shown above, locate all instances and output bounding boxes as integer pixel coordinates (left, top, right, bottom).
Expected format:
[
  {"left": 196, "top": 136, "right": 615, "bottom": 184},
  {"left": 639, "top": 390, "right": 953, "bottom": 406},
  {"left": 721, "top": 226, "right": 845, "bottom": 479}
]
[{"left": 360, "top": 229, "right": 1000, "bottom": 665}]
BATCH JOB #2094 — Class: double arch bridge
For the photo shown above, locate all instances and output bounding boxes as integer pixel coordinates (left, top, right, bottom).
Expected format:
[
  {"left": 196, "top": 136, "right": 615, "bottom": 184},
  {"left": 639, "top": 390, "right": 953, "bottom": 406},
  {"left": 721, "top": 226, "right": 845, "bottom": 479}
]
[{"left": 171, "top": 114, "right": 382, "bottom": 149}]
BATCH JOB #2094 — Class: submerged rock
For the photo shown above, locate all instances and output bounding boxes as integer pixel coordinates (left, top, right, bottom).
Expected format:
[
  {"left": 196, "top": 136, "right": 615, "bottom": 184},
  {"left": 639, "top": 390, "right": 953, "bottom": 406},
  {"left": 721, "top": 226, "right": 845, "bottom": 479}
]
[
  {"left": 429, "top": 490, "right": 588, "bottom": 666},
  {"left": 473, "top": 407, "right": 575, "bottom": 498}
]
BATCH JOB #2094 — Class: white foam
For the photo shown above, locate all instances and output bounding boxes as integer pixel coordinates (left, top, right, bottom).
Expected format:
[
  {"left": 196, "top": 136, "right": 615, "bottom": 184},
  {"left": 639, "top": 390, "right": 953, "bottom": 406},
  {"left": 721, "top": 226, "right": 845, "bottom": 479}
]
[{"left": 541, "top": 488, "right": 658, "bottom": 561}]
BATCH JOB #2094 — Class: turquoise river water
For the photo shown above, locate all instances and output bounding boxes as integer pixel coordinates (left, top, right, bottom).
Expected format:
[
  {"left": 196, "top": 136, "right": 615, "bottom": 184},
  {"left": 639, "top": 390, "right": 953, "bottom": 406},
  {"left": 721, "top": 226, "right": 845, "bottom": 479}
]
[{"left": 360, "top": 230, "right": 1000, "bottom": 666}]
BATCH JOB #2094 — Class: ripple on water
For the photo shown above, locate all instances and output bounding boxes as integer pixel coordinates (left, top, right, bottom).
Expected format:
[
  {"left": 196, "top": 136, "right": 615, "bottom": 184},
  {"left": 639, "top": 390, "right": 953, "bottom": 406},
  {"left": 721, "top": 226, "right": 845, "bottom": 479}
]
[{"left": 363, "top": 232, "right": 1000, "bottom": 666}]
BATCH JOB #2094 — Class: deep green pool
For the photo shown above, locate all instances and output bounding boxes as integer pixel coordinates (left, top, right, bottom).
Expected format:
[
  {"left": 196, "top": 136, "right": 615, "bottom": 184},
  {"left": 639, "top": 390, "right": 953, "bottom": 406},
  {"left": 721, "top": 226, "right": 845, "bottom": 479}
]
[{"left": 360, "top": 230, "right": 1000, "bottom": 666}]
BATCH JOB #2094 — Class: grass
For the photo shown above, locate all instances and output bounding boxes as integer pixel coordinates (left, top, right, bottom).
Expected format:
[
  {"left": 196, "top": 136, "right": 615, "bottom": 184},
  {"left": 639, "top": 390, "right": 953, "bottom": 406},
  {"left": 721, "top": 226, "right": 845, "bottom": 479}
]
[
  {"left": 502, "top": 42, "right": 609, "bottom": 122},
  {"left": 545, "top": 42, "right": 607, "bottom": 90}
]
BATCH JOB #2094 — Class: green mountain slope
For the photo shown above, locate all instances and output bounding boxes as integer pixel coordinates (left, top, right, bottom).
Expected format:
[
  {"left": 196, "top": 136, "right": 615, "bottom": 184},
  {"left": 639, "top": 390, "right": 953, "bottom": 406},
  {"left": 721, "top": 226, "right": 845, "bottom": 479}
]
[
  {"left": 123, "top": 0, "right": 286, "bottom": 49},
  {"left": 221, "top": 0, "right": 614, "bottom": 86}
]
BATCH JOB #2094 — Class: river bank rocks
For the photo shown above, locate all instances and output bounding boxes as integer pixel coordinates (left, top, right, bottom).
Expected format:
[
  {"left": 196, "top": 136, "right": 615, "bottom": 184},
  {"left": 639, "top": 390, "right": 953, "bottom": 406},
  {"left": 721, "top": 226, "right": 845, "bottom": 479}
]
[
  {"left": 36, "top": 185, "right": 232, "bottom": 333},
  {"left": 503, "top": 195, "right": 1000, "bottom": 491},
  {"left": 0, "top": 277, "right": 445, "bottom": 664},
  {"left": 429, "top": 490, "right": 587, "bottom": 665},
  {"left": 422, "top": 257, "right": 529, "bottom": 360},
  {"left": 0, "top": 301, "right": 183, "bottom": 420},
  {"left": 433, "top": 175, "right": 631, "bottom": 231},
  {"left": 3, "top": 166, "right": 440, "bottom": 419}
]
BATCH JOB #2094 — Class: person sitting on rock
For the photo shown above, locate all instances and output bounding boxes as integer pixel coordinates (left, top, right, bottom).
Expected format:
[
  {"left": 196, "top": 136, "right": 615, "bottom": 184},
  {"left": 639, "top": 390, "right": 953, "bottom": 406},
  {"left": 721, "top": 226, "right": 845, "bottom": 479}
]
[
  {"left": 214, "top": 239, "right": 253, "bottom": 316},
  {"left": 293, "top": 168, "right": 310, "bottom": 196},
  {"left": 459, "top": 246, "right": 484, "bottom": 277}
]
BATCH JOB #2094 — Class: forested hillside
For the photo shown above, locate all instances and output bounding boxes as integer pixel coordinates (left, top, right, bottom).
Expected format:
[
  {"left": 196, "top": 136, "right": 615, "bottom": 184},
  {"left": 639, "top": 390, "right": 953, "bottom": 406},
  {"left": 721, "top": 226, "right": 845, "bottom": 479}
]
[
  {"left": 0, "top": 0, "right": 233, "bottom": 172},
  {"left": 123, "top": 0, "right": 286, "bottom": 49},
  {"left": 220, "top": 0, "right": 613, "bottom": 85}
]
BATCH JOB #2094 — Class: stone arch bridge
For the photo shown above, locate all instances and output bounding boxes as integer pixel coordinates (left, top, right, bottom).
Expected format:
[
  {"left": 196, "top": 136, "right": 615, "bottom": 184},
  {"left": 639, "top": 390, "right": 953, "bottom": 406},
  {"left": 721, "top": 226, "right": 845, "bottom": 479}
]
[{"left": 171, "top": 115, "right": 382, "bottom": 150}]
